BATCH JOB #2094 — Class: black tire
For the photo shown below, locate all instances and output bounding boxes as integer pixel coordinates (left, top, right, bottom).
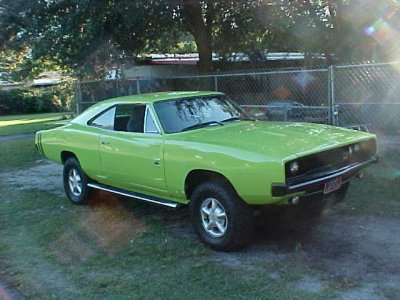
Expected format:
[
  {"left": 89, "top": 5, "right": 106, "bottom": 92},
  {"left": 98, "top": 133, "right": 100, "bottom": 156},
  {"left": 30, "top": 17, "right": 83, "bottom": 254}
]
[
  {"left": 190, "top": 181, "right": 253, "bottom": 251},
  {"left": 63, "top": 157, "right": 89, "bottom": 205}
]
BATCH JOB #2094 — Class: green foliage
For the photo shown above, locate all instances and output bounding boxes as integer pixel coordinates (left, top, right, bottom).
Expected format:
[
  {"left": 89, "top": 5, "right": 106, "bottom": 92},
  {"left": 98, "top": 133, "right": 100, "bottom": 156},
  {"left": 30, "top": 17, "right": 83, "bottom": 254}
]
[
  {"left": 0, "top": 85, "right": 74, "bottom": 115},
  {"left": 1, "top": 0, "right": 182, "bottom": 78},
  {"left": 0, "top": 0, "right": 397, "bottom": 78}
]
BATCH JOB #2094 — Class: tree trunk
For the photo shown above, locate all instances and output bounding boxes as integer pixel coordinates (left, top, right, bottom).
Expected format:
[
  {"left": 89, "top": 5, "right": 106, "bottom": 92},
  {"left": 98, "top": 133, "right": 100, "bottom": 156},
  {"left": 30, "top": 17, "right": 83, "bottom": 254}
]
[{"left": 183, "top": 0, "right": 213, "bottom": 72}]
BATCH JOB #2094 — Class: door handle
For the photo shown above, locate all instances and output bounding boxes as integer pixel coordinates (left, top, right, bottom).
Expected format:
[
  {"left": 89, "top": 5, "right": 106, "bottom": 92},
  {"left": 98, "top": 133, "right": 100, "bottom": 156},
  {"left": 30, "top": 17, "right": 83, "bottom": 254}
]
[
  {"left": 154, "top": 159, "right": 161, "bottom": 166},
  {"left": 101, "top": 141, "right": 110, "bottom": 145}
]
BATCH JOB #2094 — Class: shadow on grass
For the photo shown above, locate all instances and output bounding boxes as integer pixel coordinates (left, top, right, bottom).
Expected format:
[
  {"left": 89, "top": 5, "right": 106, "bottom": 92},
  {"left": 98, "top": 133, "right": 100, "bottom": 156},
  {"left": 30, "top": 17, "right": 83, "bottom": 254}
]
[{"left": 84, "top": 188, "right": 334, "bottom": 253}]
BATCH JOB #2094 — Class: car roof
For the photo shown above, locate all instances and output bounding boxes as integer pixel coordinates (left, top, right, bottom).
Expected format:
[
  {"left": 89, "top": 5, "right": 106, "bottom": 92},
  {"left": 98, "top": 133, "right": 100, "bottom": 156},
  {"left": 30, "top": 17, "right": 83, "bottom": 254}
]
[
  {"left": 72, "top": 91, "right": 225, "bottom": 124},
  {"left": 97, "top": 91, "right": 224, "bottom": 105}
]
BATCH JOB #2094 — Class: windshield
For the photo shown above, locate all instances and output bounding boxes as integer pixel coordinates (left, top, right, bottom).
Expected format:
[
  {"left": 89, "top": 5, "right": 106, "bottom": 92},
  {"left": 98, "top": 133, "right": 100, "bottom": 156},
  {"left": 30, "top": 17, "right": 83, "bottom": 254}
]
[{"left": 153, "top": 95, "right": 250, "bottom": 133}]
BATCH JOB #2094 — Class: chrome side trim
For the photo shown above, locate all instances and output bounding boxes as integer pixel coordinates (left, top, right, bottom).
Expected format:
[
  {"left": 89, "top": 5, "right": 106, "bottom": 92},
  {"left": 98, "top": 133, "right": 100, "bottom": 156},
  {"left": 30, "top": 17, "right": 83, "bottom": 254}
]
[{"left": 87, "top": 183, "right": 178, "bottom": 208}]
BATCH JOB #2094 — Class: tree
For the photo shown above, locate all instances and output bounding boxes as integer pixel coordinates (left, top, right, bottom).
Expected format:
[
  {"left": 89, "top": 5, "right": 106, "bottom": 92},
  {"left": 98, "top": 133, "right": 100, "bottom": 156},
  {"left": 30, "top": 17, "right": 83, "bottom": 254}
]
[
  {"left": 1, "top": 0, "right": 180, "bottom": 77},
  {"left": 1, "top": 0, "right": 277, "bottom": 75},
  {"left": 183, "top": 0, "right": 213, "bottom": 72},
  {"left": 275, "top": 0, "right": 399, "bottom": 64},
  {"left": 0, "top": 0, "right": 395, "bottom": 79}
]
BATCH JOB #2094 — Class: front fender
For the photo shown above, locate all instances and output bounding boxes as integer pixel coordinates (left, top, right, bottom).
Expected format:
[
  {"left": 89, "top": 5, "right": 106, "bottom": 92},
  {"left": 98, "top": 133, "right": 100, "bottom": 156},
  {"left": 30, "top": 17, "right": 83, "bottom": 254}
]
[{"left": 163, "top": 140, "right": 284, "bottom": 204}]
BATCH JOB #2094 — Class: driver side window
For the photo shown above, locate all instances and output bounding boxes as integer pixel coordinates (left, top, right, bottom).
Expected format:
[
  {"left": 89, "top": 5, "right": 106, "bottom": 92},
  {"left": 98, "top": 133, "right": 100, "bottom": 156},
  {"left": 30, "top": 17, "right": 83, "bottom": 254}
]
[
  {"left": 114, "top": 104, "right": 145, "bottom": 133},
  {"left": 90, "top": 104, "right": 159, "bottom": 134}
]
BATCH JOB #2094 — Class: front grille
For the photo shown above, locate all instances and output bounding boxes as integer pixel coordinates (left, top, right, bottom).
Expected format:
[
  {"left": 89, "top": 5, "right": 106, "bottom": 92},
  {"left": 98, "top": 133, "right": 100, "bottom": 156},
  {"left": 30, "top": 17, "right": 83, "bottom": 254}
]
[{"left": 285, "top": 138, "right": 376, "bottom": 182}]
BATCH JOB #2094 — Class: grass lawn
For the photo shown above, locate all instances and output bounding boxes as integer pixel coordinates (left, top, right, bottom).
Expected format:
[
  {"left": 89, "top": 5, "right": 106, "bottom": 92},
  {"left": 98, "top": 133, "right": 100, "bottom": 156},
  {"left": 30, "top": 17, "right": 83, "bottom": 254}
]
[
  {"left": 0, "top": 138, "right": 41, "bottom": 170},
  {"left": 337, "top": 144, "right": 400, "bottom": 218},
  {"left": 0, "top": 112, "right": 74, "bottom": 136}
]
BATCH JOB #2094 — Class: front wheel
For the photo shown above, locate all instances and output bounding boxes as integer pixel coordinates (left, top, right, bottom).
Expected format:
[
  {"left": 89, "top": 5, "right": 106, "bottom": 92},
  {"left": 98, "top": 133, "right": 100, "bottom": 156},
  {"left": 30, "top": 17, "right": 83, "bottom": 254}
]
[
  {"left": 190, "top": 181, "right": 253, "bottom": 251},
  {"left": 63, "top": 157, "right": 89, "bottom": 205}
]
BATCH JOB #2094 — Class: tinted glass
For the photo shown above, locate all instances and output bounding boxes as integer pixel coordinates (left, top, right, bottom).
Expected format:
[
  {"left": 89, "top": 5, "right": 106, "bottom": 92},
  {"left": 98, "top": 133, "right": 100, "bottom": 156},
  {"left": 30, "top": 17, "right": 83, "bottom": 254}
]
[
  {"left": 154, "top": 95, "right": 248, "bottom": 133},
  {"left": 114, "top": 104, "right": 145, "bottom": 133},
  {"left": 90, "top": 107, "right": 116, "bottom": 130}
]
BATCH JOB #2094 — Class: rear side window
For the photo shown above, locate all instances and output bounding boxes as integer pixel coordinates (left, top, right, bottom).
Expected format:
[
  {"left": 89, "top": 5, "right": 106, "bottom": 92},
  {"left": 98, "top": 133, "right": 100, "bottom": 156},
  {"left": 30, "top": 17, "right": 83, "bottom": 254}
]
[{"left": 89, "top": 107, "right": 116, "bottom": 130}]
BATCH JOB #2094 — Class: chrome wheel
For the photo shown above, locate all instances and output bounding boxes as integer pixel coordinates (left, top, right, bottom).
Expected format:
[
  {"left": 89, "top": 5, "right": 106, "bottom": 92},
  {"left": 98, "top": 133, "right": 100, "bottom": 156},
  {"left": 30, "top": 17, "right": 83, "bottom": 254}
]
[
  {"left": 200, "top": 198, "right": 228, "bottom": 238},
  {"left": 68, "top": 168, "right": 82, "bottom": 197}
]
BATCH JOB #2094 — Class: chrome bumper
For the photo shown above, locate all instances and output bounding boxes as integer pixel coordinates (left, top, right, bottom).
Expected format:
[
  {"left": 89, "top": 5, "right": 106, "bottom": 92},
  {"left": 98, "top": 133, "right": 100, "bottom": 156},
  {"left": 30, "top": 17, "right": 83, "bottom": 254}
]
[{"left": 271, "top": 156, "right": 378, "bottom": 197}]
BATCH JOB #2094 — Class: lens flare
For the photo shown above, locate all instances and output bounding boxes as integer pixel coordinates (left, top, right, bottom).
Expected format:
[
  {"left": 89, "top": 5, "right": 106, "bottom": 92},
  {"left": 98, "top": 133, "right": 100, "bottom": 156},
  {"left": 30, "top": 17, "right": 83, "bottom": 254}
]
[
  {"left": 388, "top": 0, "right": 400, "bottom": 7},
  {"left": 365, "top": 18, "right": 392, "bottom": 42},
  {"left": 364, "top": 14, "right": 400, "bottom": 61}
]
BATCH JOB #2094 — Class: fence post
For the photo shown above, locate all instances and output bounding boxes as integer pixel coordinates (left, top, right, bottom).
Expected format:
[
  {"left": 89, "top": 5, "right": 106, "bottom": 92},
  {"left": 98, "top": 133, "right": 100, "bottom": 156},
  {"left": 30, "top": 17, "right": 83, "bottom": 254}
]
[
  {"left": 328, "top": 65, "right": 336, "bottom": 126},
  {"left": 136, "top": 79, "right": 141, "bottom": 94},
  {"left": 75, "top": 80, "right": 82, "bottom": 114},
  {"left": 116, "top": 79, "right": 120, "bottom": 97},
  {"left": 214, "top": 76, "right": 218, "bottom": 91}
]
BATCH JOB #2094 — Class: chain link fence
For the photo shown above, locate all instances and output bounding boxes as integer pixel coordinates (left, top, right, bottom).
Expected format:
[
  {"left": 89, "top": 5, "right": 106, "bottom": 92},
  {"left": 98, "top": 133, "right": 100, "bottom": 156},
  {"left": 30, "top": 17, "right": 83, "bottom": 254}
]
[
  {"left": 333, "top": 63, "right": 400, "bottom": 132},
  {"left": 76, "top": 62, "right": 400, "bottom": 132}
]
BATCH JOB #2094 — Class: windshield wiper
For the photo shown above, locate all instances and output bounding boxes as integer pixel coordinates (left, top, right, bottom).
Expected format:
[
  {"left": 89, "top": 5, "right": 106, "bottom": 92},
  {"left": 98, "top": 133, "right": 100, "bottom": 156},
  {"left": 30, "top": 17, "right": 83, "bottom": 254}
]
[
  {"left": 221, "top": 116, "right": 255, "bottom": 123},
  {"left": 221, "top": 116, "right": 241, "bottom": 123},
  {"left": 180, "top": 121, "right": 224, "bottom": 132}
]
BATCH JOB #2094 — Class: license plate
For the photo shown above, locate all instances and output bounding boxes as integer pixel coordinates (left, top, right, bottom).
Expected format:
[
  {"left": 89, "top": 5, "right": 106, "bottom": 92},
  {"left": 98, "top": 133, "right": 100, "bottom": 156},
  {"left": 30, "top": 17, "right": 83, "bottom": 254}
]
[{"left": 324, "top": 177, "right": 342, "bottom": 194}]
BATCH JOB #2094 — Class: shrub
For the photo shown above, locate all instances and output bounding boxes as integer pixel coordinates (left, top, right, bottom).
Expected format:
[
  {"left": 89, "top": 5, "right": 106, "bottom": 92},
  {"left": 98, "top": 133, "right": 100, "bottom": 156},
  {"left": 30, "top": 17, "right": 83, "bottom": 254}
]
[{"left": 0, "top": 85, "right": 73, "bottom": 115}]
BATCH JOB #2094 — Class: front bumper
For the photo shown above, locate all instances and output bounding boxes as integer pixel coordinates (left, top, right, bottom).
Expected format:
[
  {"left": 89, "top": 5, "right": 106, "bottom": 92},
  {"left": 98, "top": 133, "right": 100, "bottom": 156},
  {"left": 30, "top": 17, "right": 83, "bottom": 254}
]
[{"left": 271, "top": 156, "right": 378, "bottom": 197}]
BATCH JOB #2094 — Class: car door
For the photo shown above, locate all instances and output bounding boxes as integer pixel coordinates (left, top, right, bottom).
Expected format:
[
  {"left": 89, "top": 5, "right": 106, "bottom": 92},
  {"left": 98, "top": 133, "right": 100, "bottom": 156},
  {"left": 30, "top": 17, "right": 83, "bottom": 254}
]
[{"left": 97, "top": 103, "right": 168, "bottom": 196}]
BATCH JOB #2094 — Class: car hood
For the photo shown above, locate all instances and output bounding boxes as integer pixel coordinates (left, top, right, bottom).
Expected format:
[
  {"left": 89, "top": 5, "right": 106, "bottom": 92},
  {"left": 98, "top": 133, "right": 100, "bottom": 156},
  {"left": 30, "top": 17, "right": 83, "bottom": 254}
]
[{"left": 170, "top": 121, "right": 375, "bottom": 161}]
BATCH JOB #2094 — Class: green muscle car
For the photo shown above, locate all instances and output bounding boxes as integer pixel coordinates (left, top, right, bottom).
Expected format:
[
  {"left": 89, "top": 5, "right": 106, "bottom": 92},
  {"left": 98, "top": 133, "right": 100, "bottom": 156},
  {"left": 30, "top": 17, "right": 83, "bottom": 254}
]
[{"left": 35, "top": 91, "right": 378, "bottom": 251}]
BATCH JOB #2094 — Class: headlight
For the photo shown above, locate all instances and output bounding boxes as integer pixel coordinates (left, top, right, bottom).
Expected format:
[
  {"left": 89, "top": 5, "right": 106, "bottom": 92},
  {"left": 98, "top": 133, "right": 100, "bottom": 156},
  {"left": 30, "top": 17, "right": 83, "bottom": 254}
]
[
  {"left": 289, "top": 161, "right": 299, "bottom": 174},
  {"left": 354, "top": 144, "right": 360, "bottom": 152}
]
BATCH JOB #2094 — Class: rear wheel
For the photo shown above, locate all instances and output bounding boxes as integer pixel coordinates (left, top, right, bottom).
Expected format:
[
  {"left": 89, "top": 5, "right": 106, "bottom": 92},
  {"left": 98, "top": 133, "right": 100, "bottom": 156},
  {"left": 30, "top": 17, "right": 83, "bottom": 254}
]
[
  {"left": 190, "top": 181, "right": 253, "bottom": 251},
  {"left": 63, "top": 157, "right": 89, "bottom": 205}
]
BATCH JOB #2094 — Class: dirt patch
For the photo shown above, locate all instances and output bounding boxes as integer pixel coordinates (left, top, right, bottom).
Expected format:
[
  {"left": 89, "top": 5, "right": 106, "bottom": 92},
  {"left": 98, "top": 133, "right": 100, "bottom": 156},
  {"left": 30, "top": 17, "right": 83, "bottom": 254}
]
[
  {"left": 338, "top": 284, "right": 385, "bottom": 300},
  {"left": 206, "top": 210, "right": 400, "bottom": 298},
  {"left": 294, "top": 275, "right": 326, "bottom": 293},
  {"left": 165, "top": 205, "right": 400, "bottom": 298},
  {"left": 48, "top": 230, "right": 95, "bottom": 265},
  {"left": 2, "top": 229, "right": 84, "bottom": 298},
  {"left": 78, "top": 191, "right": 148, "bottom": 256},
  {"left": 0, "top": 160, "right": 63, "bottom": 196}
]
